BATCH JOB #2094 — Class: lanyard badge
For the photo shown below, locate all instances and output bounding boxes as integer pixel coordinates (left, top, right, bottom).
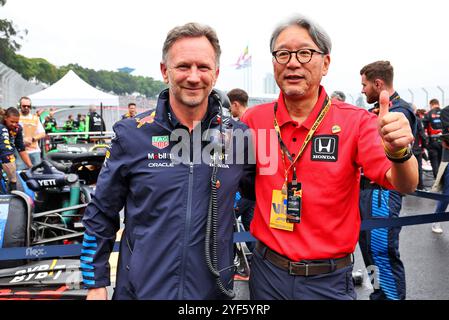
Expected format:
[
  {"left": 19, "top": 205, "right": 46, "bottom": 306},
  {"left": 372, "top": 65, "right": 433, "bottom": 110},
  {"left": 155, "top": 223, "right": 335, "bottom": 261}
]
[
  {"left": 286, "top": 181, "right": 302, "bottom": 223},
  {"left": 272, "top": 97, "right": 331, "bottom": 226}
]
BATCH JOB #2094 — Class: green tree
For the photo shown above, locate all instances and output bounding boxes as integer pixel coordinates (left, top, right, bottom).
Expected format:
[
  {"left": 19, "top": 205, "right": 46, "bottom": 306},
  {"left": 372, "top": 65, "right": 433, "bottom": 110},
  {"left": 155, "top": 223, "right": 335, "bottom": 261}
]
[
  {"left": 32, "top": 58, "right": 59, "bottom": 84},
  {"left": 7, "top": 54, "right": 36, "bottom": 79},
  {"left": 0, "top": 0, "right": 27, "bottom": 66}
]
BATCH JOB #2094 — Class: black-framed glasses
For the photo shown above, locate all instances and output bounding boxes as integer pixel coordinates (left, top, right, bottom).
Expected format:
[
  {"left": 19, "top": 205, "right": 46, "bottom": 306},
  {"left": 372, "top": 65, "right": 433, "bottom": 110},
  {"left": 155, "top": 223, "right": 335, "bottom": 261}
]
[
  {"left": 20, "top": 105, "right": 31, "bottom": 108},
  {"left": 272, "top": 48, "right": 324, "bottom": 65}
]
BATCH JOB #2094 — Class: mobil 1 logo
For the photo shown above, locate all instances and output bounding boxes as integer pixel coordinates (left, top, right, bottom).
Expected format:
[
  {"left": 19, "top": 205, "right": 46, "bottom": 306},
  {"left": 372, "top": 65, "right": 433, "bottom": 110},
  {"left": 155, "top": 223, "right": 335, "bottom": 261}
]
[{"left": 311, "top": 135, "right": 338, "bottom": 162}]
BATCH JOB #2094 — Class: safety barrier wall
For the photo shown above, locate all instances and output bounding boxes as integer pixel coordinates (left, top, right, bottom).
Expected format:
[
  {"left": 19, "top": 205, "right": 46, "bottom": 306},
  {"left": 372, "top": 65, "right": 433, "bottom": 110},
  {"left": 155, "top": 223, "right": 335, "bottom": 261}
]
[{"left": 0, "top": 61, "right": 45, "bottom": 108}]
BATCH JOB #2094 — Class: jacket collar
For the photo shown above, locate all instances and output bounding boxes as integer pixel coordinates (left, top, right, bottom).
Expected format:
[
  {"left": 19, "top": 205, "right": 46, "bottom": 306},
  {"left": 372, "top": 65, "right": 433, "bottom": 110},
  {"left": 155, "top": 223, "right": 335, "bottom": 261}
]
[
  {"left": 373, "top": 91, "right": 400, "bottom": 110},
  {"left": 154, "top": 89, "right": 222, "bottom": 130}
]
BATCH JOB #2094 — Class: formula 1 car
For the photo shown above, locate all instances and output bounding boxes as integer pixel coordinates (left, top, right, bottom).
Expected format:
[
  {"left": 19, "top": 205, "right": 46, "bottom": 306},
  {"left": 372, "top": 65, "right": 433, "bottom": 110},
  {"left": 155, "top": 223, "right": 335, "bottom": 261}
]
[
  {"left": 0, "top": 149, "right": 106, "bottom": 299},
  {"left": 0, "top": 259, "right": 86, "bottom": 300}
]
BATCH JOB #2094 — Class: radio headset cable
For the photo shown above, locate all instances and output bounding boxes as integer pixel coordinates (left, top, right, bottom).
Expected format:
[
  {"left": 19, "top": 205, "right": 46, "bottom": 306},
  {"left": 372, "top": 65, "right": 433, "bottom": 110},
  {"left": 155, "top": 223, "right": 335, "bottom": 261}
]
[{"left": 205, "top": 91, "right": 235, "bottom": 298}]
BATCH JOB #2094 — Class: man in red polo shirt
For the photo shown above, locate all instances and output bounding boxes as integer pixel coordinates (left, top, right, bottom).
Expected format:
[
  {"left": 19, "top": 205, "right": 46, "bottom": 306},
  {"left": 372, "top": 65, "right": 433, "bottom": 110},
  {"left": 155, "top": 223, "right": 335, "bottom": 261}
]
[{"left": 241, "top": 14, "right": 418, "bottom": 300}]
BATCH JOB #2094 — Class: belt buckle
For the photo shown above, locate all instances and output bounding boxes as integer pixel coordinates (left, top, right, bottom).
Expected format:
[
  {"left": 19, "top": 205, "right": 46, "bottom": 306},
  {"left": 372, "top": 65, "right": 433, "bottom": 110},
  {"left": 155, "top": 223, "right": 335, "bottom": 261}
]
[{"left": 289, "top": 261, "right": 309, "bottom": 276}]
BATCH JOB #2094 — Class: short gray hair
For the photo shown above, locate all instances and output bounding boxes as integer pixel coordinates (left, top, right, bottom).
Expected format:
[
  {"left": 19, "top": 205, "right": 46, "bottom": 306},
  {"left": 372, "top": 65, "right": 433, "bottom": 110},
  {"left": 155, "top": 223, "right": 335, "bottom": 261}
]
[
  {"left": 270, "top": 14, "right": 332, "bottom": 54},
  {"left": 162, "top": 22, "right": 221, "bottom": 67},
  {"left": 331, "top": 91, "right": 346, "bottom": 102}
]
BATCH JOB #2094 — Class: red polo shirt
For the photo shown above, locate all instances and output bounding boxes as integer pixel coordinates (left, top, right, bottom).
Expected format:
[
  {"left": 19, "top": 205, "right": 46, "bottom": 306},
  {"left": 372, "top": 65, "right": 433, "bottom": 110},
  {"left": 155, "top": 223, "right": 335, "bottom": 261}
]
[{"left": 241, "top": 87, "right": 393, "bottom": 261}]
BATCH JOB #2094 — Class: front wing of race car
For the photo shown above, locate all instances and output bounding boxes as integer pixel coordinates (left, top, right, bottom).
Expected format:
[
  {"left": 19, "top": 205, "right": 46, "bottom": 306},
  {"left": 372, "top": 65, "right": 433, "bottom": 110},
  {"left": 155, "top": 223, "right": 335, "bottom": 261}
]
[{"left": 0, "top": 258, "right": 87, "bottom": 300}]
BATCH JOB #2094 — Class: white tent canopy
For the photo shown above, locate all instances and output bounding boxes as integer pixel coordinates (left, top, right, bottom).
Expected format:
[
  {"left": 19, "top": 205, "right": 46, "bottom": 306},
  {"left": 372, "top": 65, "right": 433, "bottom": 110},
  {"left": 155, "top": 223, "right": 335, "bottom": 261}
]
[{"left": 29, "top": 70, "right": 119, "bottom": 106}]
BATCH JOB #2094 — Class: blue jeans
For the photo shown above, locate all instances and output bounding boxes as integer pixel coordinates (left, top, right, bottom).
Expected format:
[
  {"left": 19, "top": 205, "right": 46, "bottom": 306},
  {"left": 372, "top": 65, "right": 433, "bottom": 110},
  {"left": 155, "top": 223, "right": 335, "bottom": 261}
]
[{"left": 15, "top": 151, "right": 41, "bottom": 170}]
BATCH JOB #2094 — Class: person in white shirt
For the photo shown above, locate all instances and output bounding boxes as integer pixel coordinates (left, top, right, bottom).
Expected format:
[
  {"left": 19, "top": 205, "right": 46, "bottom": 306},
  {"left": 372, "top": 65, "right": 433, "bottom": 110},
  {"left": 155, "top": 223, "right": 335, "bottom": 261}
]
[{"left": 15, "top": 97, "right": 46, "bottom": 169}]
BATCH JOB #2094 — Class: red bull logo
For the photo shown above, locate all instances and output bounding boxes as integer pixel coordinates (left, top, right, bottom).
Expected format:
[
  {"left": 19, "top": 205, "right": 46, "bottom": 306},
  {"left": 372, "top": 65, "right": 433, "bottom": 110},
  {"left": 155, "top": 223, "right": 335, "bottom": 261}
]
[{"left": 136, "top": 111, "right": 156, "bottom": 128}]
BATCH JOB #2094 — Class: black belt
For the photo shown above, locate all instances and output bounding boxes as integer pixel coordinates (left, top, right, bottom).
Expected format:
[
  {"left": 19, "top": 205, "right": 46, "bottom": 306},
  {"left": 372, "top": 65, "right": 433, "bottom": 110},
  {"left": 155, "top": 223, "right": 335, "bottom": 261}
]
[
  {"left": 360, "top": 176, "right": 382, "bottom": 190},
  {"left": 255, "top": 242, "right": 352, "bottom": 277}
]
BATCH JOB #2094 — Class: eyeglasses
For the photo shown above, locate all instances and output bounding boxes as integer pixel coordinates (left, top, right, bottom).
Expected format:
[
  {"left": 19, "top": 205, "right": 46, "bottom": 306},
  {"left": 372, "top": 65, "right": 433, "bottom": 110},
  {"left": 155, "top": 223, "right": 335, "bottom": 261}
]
[
  {"left": 272, "top": 48, "right": 324, "bottom": 65},
  {"left": 21, "top": 105, "right": 31, "bottom": 108}
]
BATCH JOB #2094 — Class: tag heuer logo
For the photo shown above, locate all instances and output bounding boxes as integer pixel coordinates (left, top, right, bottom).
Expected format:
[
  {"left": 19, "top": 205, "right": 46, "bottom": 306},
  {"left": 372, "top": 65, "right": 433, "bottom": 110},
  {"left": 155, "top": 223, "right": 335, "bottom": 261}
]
[
  {"left": 152, "top": 136, "right": 169, "bottom": 149},
  {"left": 311, "top": 135, "right": 338, "bottom": 162}
]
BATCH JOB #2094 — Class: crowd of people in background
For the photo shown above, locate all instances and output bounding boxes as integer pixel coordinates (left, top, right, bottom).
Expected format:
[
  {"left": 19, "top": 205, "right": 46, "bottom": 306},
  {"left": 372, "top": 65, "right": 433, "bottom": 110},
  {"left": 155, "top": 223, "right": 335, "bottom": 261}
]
[
  {"left": 42, "top": 105, "right": 109, "bottom": 134},
  {"left": 0, "top": 99, "right": 139, "bottom": 190}
]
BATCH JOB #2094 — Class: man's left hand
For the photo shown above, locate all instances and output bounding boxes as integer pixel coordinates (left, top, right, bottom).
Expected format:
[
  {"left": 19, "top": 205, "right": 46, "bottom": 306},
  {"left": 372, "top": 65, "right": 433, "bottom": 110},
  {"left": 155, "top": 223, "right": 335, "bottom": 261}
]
[{"left": 378, "top": 90, "right": 414, "bottom": 153}]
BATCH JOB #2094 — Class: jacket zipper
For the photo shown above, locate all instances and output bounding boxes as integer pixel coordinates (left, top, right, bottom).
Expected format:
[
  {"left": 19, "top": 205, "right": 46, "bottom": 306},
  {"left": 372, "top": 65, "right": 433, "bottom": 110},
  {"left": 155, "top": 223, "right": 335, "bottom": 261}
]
[
  {"left": 153, "top": 117, "right": 218, "bottom": 298},
  {"left": 178, "top": 161, "right": 194, "bottom": 299}
]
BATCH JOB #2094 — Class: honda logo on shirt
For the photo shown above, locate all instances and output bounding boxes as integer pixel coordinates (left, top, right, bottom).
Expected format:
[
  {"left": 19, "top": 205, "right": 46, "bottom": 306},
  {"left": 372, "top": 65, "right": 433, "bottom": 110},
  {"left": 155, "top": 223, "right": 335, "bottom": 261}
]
[{"left": 311, "top": 135, "right": 338, "bottom": 162}]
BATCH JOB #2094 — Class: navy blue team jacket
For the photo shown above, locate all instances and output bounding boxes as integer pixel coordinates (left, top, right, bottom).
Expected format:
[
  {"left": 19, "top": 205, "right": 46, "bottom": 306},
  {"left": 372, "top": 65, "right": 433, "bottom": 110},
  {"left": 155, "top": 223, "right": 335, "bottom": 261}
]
[
  {"left": 81, "top": 89, "right": 255, "bottom": 299},
  {"left": 0, "top": 124, "right": 26, "bottom": 164}
]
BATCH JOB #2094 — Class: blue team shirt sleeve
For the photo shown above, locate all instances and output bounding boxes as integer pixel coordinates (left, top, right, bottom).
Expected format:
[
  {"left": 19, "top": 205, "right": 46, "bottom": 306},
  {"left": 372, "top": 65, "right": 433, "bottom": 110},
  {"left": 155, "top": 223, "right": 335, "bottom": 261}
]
[
  {"left": 14, "top": 126, "right": 26, "bottom": 153},
  {"left": 0, "top": 124, "right": 22, "bottom": 163},
  {"left": 81, "top": 122, "right": 129, "bottom": 288}
]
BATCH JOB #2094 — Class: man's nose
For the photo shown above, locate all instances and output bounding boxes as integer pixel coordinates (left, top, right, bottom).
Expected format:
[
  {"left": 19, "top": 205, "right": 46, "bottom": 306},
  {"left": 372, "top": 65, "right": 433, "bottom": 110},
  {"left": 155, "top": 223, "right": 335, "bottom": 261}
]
[
  {"left": 187, "top": 67, "right": 201, "bottom": 82},
  {"left": 286, "top": 54, "right": 302, "bottom": 68}
]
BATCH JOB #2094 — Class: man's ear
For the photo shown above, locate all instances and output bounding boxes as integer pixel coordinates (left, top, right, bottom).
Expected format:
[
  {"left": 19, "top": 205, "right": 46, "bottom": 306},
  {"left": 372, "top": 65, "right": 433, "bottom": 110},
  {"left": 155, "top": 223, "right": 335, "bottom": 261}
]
[
  {"left": 160, "top": 62, "right": 169, "bottom": 84},
  {"left": 212, "top": 67, "right": 220, "bottom": 87},
  {"left": 375, "top": 79, "right": 384, "bottom": 90},
  {"left": 322, "top": 55, "right": 330, "bottom": 76}
]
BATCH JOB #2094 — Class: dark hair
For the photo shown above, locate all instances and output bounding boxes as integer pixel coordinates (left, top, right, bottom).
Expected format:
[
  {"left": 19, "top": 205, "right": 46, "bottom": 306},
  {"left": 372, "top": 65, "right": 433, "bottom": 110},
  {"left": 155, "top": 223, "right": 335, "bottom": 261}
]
[
  {"left": 0, "top": 107, "right": 20, "bottom": 124},
  {"left": 227, "top": 88, "right": 249, "bottom": 106},
  {"left": 4, "top": 107, "right": 20, "bottom": 117},
  {"left": 128, "top": 103, "right": 137, "bottom": 108},
  {"left": 360, "top": 61, "right": 394, "bottom": 87},
  {"left": 162, "top": 22, "right": 221, "bottom": 67},
  {"left": 429, "top": 99, "right": 440, "bottom": 106},
  {"left": 270, "top": 14, "right": 332, "bottom": 54}
]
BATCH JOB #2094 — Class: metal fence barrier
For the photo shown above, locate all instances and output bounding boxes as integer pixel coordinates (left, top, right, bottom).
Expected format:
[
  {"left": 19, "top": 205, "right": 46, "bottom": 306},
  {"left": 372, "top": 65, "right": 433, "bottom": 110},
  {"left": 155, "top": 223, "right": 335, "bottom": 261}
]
[{"left": 0, "top": 61, "right": 44, "bottom": 107}]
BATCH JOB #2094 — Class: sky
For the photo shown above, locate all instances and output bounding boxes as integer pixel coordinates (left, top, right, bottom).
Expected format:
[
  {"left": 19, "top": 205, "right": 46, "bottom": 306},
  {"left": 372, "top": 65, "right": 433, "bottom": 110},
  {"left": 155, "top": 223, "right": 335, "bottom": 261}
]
[{"left": 2, "top": 0, "right": 449, "bottom": 107}]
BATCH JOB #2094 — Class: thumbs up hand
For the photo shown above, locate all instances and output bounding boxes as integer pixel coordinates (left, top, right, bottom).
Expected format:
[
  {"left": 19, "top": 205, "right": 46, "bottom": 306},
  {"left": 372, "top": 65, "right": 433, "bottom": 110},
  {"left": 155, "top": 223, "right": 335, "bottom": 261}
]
[{"left": 378, "top": 90, "right": 414, "bottom": 154}]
